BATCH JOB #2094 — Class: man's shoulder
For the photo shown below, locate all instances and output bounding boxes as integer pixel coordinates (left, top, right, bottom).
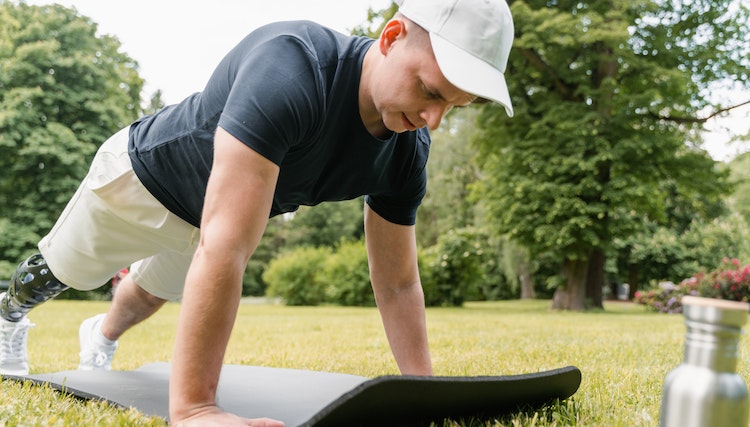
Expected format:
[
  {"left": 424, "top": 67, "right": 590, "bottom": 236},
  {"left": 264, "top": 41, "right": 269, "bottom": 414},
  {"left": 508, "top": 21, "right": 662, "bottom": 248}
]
[
  {"left": 253, "top": 21, "right": 350, "bottom": 48},
  {"left": 249, "top": 21, "right": 372, "bottom": 63}
]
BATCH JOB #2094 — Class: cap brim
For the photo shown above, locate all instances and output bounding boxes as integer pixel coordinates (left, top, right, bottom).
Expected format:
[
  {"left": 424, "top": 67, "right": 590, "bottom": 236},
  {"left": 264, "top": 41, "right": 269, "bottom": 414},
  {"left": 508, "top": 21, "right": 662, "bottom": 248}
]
[{"left": 430, "top": 33, "right": 514, "bottom": 117}]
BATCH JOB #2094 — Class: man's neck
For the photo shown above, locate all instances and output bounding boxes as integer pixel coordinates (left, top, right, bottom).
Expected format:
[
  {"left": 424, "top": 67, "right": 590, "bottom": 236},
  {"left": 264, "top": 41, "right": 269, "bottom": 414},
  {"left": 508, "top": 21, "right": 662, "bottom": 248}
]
[{"left": 358, "top": 45, "right": 389, "bottom": 138}]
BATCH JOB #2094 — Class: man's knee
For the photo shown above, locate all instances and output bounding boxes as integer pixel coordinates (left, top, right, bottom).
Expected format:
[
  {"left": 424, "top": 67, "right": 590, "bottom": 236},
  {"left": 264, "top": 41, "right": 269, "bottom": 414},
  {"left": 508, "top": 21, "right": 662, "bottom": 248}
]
[
  {"left": 116, "top": 274, "right": 168, "bottom": 307},
  {"left": 135, "top": 282, "right": 168, "bottom": 307},
  {"left": 1, "top": 253, "right": 69, "bottom": 321}
]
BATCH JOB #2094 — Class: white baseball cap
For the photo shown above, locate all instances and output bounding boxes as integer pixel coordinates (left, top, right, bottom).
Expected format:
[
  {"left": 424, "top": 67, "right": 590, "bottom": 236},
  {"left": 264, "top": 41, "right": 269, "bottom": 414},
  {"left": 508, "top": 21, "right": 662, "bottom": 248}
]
[{"left": 395, "top": 0, "right": 515, "bottom": 117}]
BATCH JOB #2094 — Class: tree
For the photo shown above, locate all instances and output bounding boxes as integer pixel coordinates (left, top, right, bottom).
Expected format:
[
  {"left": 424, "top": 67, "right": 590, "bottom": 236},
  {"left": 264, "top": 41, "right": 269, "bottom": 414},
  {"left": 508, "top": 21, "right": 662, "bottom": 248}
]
[
  {"left": 0, "top": 2, "right": 143, "bottom": 273},
  {"left": 501, "top": 239, "right": 537, "bottom": 299},
  {"left": 417, "top": 108, "right": 484, "bottom": 247},
  {"left": 472, "top": 0, "right": 747, "bottom": 310},
  {"left": 727, "top": 152, "right": 750, "bottom": 225},
  {"left": 145, "top": 89, "right": 165, "bottom": 115},
  {"left": 350, "top": 2, "right": 398, "bottom": 38},
  {"left": 623, "top": 214, "right": 750, "bottom": 288},
  {"left": 283, "top": 199, "right": 365, "bottom": 248},
  {"left": 615, "top": 153, "right": 732, "bottom": 294}
]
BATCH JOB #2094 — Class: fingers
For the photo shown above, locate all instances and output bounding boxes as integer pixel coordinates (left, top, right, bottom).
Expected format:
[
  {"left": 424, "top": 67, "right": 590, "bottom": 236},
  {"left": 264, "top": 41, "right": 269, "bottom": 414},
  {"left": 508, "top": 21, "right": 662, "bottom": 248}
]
[
  {"left": 249, "top": 418, "right": 285, "bottom": 427},
  {"left": 171, "top": 412, "right": 284, "bottom": 427}
]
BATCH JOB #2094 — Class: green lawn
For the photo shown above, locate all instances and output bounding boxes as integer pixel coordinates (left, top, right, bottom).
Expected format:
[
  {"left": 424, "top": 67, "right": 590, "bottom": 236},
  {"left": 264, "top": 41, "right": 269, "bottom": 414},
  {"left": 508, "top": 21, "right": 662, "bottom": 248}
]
[{"left": 1, "top": 299, "right": 744, "bottom": 426}]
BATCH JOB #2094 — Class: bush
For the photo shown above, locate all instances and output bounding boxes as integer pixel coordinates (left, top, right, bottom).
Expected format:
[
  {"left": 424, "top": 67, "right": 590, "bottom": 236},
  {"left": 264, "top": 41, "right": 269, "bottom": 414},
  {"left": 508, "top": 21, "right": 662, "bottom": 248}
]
[
  {"left": 698, "top": 258, "right": 750, "bottom": 302},
  {"left": 262, "top": 229, "right": 511, "bottom": 308},
  {"left": 635, "top": 258, "right": 750, "bottom": 313},
  {"left": 626, "top": 215, "right": 750, "bottom": 288},
  {"left": 321, "top": 240, "right": 374, "bottom": 306},
  {"left": 263, "top": 246, "right": 331, "bottom": 306},
  {"left": 242, "top": 259, "right": 266, "bottom": 297},
  {"left": 418, "top": 248, "right": 440, "bottom": 306},
  {"left": 421, "top": 228, "right": 487, "bottom": 307},
  {"left": 634, "top": 278, "right": 700, "bottom": 313}
]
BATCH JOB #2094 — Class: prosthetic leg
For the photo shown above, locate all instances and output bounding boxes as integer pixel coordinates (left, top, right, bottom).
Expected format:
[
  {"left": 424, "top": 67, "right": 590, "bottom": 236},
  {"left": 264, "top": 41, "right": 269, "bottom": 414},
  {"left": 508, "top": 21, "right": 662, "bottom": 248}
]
[
  {"left": 0, "top": 253, "right": 67, "bottom": 374},
  {"left": 1, "top": 253, "right": 68, "bottom": 322}
]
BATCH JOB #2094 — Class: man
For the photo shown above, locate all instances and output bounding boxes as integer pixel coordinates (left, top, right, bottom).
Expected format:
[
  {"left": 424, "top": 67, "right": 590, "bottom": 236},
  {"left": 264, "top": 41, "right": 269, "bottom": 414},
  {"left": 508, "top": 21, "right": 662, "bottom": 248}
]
[{"left": 0, "top": 0, "right": 514, "bottom": 425}]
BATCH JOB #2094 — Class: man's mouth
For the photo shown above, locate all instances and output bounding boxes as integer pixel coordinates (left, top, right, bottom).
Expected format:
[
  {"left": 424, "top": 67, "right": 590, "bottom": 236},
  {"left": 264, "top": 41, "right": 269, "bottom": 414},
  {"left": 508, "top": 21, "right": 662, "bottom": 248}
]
[{"left": 401, "top": 114, "right": 417, "bottom": 131}]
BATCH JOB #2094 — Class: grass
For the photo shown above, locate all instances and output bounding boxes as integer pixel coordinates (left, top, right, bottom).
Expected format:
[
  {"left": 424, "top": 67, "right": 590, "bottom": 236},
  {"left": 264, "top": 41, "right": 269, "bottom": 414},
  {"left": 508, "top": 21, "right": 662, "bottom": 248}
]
[{"left": 2, "top": 299, "right": 747, "bottom": 426}]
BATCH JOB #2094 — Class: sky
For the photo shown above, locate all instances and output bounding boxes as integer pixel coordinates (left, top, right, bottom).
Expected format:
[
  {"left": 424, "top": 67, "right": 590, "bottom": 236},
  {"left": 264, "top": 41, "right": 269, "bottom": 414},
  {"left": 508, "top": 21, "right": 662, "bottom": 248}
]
[
  {"left": 22, "top": 0, "right": 750, "bottom": 161},
  {"left": 24, "top": 0, "right": 392, "bottom": 103}
]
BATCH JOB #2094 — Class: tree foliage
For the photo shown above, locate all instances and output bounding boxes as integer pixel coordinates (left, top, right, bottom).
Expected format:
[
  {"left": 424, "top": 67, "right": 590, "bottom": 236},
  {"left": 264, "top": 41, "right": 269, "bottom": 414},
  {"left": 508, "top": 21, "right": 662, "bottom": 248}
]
[
  {"left": 350, "top": 2, "right": 398, "bottom": 38},
  {"left": 623, "top": 215, "right": 750, "bottom": 288},
  {"left": 472, "top": 0, "right": 747, "bottom": 309},
  {"left": 421, "top": 227, "right": 507, "bottom": 306},
  {"left": 0, "top": 2, "right": 143, "bottom": 268},
  {"left": 727, "top": 152, "right": 750, "bottom": 225},
  {"left": 283, "top": 199, "right": 365, "bottom": 248},
  {"left": 417, "top": 108, "right": 484, "bottom": 247}
]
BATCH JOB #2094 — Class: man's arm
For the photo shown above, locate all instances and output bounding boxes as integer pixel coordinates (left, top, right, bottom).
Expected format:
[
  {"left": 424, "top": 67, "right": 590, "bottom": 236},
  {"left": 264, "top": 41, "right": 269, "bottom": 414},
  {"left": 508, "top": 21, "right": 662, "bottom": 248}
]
[
  {"left": 364, "top": 204, "right": 433, "bottom": 376},
  {"left": 169, "top": 127, "right": 284, "bottom": 426}
]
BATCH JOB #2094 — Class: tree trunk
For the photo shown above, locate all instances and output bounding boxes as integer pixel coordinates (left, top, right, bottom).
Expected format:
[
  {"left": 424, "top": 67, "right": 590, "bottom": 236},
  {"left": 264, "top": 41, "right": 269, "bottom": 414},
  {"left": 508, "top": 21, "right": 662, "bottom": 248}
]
[
  {"left": 585, "top": 249, "right": 605, "bottom": 308},
  {"left": 518, "top": 260, "right": 537, "bottom": 299},
  {"left": 628, "top": 263, "right": 640, "bottom": 299},
  {"left": 552, "top": 258, "right": 587, "bottom": 310}
]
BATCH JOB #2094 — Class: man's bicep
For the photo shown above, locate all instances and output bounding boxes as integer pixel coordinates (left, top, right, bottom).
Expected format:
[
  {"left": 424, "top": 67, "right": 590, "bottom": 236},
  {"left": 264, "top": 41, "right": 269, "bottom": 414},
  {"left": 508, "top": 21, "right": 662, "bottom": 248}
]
[
  {"left": 364, "top": 204, "right": 420, "bottom": 287},
  {"left": 200, "top": 127, "right": 280, "bottom": 261}
]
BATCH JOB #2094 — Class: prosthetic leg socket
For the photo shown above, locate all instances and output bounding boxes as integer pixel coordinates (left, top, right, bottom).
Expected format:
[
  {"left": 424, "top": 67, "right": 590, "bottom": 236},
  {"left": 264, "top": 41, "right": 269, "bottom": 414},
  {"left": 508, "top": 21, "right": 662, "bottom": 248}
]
[{"left": 0, "top": 254, "right": 68, "bottom": 322}]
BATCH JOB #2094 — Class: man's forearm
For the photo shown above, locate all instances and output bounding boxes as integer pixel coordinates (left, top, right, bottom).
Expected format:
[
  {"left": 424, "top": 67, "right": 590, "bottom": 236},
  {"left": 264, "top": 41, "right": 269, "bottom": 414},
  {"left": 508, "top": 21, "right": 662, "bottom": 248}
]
[
  {"left": 375, "top": 280, "right": 433, "bottom": 376},
  {"left": 169, "top": 250, "right": 244, "bottom": 421}
]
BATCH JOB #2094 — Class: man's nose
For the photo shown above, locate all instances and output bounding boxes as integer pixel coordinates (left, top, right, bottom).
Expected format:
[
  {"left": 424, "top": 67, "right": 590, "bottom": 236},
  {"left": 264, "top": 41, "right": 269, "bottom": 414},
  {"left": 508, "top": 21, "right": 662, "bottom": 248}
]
[{"left": 420, "top": 103, "right": 451, "bottom": 130}]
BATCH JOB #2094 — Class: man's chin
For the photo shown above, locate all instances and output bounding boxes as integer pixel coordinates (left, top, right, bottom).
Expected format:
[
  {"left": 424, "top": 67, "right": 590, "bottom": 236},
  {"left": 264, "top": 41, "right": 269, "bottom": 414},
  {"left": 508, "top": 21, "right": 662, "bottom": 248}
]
[
  {"left": 384, "top": 120, "right": 411, "bottom": 134},
  {"left": 380, "top": 120, "right": 402, "bottom": 135}
]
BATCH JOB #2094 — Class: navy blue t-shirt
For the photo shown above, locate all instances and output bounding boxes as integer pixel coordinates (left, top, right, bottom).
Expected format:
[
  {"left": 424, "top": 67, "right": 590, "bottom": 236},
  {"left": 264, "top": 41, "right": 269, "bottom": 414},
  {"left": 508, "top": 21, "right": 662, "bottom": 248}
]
[{"left": 129, "top": 21, "right": 430, "bottom": 228}]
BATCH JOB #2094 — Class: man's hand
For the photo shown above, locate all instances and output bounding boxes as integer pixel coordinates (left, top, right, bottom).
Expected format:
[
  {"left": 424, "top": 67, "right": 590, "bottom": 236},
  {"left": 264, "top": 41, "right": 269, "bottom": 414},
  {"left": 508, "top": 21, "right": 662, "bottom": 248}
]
[{"left": 172, "top": 405, "right": 284, "bottom": 427}]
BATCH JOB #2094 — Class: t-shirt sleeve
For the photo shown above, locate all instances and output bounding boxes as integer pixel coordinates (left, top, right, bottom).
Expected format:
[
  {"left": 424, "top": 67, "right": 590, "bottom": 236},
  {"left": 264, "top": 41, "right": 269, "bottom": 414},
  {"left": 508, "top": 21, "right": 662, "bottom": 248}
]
[
  {"left": 365, "top": 155, "right": 428, "bottom": 226},
  {"left": 217, "top": 36, "right": 321, "bottom": 165},
  {"left": 365, "top": 187, "right": 424, "bottom": 226}
]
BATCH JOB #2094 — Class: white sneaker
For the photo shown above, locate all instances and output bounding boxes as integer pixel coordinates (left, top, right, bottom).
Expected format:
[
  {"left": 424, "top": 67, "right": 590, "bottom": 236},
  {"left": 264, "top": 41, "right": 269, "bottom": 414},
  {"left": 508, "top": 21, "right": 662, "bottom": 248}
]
[
  {"left": 78, "top": 314, "right": 117, "bottom": 370},
  {"left": 0, "top": 316, "right": 34, "bottom": 375}
]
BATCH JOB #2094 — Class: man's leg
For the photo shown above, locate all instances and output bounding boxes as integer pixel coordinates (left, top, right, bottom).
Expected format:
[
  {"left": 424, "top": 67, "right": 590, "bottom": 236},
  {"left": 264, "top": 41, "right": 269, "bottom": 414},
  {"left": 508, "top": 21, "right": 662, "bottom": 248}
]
[
  {"left": 78, "top": 273, "right": 167, "bottom": 370},
  {"left": 100, "top": 274, "right": 167, "bottom": 341},
  {"left": 78, "top": 245, "right": 196, "bottom": 371},
  {"left": 0, "top": 125, "right": 197, "bottom": 374}
]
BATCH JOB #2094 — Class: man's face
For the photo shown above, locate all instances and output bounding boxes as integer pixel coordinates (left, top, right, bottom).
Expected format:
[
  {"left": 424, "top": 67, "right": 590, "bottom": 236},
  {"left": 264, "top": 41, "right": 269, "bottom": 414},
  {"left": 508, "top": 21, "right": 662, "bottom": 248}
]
[{"left": 371, "top": 23, "right": 475, "bottom": 134}]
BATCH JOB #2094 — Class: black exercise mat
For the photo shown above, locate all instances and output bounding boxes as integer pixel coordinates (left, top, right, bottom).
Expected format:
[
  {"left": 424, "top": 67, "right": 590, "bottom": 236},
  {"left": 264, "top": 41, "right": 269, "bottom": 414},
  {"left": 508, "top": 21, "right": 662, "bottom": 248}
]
[{"left": 3, "top": 363, "right": 581, "bottom": 426}]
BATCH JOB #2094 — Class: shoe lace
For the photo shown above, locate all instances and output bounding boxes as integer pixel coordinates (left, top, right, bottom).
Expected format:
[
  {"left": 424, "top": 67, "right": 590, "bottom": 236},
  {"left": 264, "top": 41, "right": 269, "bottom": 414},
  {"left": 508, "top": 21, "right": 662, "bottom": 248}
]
[
  {"left": 92, "top": 350, "right": 110, "bottom": 367},
  {"left": 81, "top": 340, "right": 116, "bottom": 368},
  {"left": 0, "top": 321, "right": 33, "bottom": 363}
]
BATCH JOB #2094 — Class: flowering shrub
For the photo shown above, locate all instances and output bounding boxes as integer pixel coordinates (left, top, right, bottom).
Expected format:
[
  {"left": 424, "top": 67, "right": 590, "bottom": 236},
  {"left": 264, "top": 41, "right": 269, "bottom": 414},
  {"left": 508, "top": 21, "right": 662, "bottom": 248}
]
[
  {"left": 635, "top": 258, "right": 750, "bottom": 313},
  {"left": 699, "top": 258, "right": 750, "bottom": 302},
  {"left": 634, "top": 277, "right": 701, "bottom": 314}
]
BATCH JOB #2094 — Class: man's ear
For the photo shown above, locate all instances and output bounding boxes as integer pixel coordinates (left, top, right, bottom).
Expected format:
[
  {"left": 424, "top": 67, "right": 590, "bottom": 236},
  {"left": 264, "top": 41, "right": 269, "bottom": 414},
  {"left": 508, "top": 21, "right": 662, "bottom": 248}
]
[{"left": 379, "top": 19, "right": 407, "bottom": 55}]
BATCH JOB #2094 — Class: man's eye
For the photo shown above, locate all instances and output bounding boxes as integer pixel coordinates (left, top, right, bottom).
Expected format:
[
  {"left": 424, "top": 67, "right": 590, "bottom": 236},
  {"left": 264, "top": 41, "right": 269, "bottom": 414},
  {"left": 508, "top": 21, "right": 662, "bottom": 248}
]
[
  {"left": 421, "top": 82, "right": 438, "bottom": 100},
  {"left": 425, "top": 89, "right": 440, "bottom": 100}
]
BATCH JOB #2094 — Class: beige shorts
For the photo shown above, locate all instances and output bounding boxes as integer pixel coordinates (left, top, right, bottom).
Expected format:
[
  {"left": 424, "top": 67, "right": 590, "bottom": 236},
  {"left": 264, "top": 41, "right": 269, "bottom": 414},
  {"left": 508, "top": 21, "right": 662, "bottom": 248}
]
[{"left": 38, "top": 127, "right": 200, "bottom": 301}]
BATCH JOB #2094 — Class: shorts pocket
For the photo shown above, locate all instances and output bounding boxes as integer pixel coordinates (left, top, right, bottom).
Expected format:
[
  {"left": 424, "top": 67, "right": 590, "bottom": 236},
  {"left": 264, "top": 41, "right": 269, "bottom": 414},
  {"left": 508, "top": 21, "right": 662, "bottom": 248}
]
[{"left": 88, "top": 163, "right": 172, "bottom": 230}]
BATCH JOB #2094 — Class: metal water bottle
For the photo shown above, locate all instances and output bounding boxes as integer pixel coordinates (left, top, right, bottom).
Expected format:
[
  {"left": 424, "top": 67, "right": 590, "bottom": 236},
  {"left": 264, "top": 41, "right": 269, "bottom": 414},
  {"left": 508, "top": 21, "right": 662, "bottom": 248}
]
[{"left": 659, "top": 296, "right": 750, "bottom": 427}]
